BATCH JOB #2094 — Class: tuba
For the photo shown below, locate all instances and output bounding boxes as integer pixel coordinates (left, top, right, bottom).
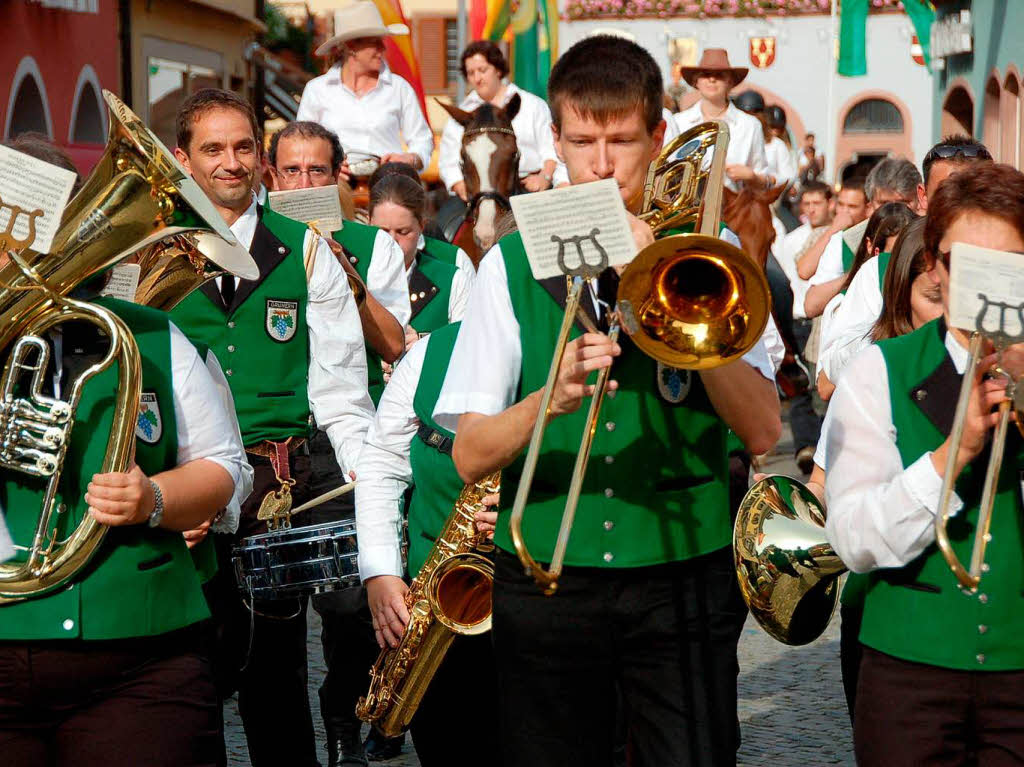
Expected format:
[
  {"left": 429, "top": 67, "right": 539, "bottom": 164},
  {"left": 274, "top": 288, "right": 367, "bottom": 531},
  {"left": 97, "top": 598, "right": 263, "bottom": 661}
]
[
  {"left": 733, "top": 475, "right": 846, "bottom": 645},
  {"left": 0, "top": 91, "right": 256, "bottom": 604},
  {"left": 356, "top": 472, "right": 499, "bottom": 736},
  {"left": 509, "top": 122, "right": 772, "bottom": 594}
]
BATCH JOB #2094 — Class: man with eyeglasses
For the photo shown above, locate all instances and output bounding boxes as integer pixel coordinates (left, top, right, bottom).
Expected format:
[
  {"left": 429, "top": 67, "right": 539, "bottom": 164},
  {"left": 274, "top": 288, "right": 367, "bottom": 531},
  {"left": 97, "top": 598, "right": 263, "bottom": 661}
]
[{"left": 818, "top": 137, "right": 993, "bottom": 389}]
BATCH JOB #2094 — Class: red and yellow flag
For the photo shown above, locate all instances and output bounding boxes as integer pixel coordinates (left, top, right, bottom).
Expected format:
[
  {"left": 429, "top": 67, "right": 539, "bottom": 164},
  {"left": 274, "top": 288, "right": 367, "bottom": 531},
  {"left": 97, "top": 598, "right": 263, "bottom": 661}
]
[{"left": 372, "top": 0, "right": 429, "bottom": 124}]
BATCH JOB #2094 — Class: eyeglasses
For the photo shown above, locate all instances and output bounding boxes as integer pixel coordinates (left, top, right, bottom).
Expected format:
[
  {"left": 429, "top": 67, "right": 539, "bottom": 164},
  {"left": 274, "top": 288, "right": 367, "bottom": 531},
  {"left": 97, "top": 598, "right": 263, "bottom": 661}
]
[
  {"left": 279, "top": 166, "right": 333, "bottom": 180},
  {"left": 924, "top": 144, "right": 993, "bottom": 164}
]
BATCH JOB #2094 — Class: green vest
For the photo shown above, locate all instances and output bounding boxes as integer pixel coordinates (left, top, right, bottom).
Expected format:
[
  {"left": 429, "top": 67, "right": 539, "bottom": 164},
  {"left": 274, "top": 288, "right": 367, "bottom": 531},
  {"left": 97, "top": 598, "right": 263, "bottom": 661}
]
[
  {"left": 409, "top": 254, "right": 457, "bottom": 336},
  {"left": 859, "top": 319, "right": 1024, "bottom": 670},
  {"left": 841, "top": 238, "right": 855, "bottom": 273},
  {"left": 407, "top": 323, "right": 466, "bottom": 578},
  {"left": 0, "top": 298, "right": 210, "bottom": 640},
  {"left": 494, "top": 232, "right": 732, "bottom": 568},
  {"left": 421, "top": 235, "right": 462, "bottom": 267},
  {"left": 333, "top": 220, "right": 388, "bottom": 405},
  {"left": 172, "top": 206, "right": 311, "bottom": 446},
  {"left": 876, "top": 250, "right": 892, "bottom": 286}
]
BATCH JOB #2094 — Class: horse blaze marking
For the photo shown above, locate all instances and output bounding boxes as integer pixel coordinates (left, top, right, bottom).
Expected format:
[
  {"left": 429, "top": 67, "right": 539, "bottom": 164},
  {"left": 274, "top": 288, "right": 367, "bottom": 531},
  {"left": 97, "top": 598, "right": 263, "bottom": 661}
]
[{"left": 466, "top": 134, "right": 499, "bottom": 249}]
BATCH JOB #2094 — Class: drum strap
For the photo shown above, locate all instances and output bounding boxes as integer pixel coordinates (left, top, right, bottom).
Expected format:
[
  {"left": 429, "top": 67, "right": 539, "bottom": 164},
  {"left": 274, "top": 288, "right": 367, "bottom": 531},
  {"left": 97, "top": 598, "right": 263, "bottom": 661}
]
[{"left": 417, "top": 425, "right": 453, "bottom": 455}]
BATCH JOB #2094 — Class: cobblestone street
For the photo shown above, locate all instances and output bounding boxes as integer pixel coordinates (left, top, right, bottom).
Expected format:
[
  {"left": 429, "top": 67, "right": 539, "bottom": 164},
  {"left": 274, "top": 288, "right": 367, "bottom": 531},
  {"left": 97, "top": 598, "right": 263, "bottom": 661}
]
[{"left": 226, "top": 416, "right": 854, "bottom": 766}]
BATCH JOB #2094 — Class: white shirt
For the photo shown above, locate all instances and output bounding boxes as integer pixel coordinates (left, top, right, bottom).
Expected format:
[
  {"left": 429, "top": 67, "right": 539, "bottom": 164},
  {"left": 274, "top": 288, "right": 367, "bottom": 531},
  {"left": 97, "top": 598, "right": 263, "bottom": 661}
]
[
  {"left": 408, "top": 239, "right": 475, "bottom": 324},
  {"left": 296, "top": 64, "right": 434, "bottom": 172},
  {"left": 764, "top": 136, "right": 797, "bottom": 189},
  {"left": 818, "top": 260, "right": 883, "bottom": 385},
  {"left": 673, "top": 102, "right": 769, "bottom": 191},
  {"left": 806, "top": 230, "right": 845, "bottom": 289},
  {"left": 438, "top": 83, "right": 558, "bottom": 191},
  {"left": 823, "top": 332, "right": 966, "bottom": 573},
  {"left": 776, "top": 223, "right": 813, "bottom": 320},
  {"left": 363, "top": 227, "right": 413, "bottom": 328},
  {"left": 432, "top": 238, "right": 781, "bottom": 432},
  {"left": 224, "top": 200, "right": 374, "bottom": 475},
  {"left": 354, "top": 336, "right": 431, "bottom": 580}
]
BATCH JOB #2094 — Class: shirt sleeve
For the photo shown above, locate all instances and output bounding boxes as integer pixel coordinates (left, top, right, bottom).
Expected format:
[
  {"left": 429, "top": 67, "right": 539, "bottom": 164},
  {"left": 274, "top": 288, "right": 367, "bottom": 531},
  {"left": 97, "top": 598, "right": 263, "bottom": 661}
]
[
  {"left": 304, "top": 232, "right": 375, "bottom": 475},
  {"left": 168, "top": 323, "right": 249, "bottom": 515},
  {"left": 367, "top": 230, "right": 413, "bottom": 327},
  {"left": 296, "top": 80, "right": 320, "bottom": 122},
  {"left": 397, "top": 78, "right": 434, "bottom": 171},
  {"left": 748, "top": 125, "right": 770, "bottom": 178},
  {"left": 824, "top": 344, "right": 963, "bottom": 573},
  {"left": 432, "top": 245, "right": 521, "bottom": 432},
  {"left": 807, "top": 231, "right": 845, "bottom": 288},
  {"left": 354, "top": 339, "right": 427, "bottom": 581},
  {"left": 439, "top": 117, "right": 465, "bottom": 191},
  {"left": 534, "top": 98, "right": 558, "bottom": 165},
  {"left": 448, "top": 262, "right": 476, "bottom": 323},
  {"left": 454, "top": 247, "right": 475, "bottom": 274},
  {"left": 820, "top": 263, "right": 883, "bottom": 384}
]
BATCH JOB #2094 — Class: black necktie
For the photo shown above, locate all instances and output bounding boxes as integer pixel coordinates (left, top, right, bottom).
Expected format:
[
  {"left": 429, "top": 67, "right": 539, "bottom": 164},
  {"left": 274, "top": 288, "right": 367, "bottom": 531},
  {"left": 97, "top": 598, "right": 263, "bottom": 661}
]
[
  {"left": 596, "top": 267, "right": 620, "bottom": 333},
  {"left": 220, "top": 276, "right": 236, "bottom": 308}
]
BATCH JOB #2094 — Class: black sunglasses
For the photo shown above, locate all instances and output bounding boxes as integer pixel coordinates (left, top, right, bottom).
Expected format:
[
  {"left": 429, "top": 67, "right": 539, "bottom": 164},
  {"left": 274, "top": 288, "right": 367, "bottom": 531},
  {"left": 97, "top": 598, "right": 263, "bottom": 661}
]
[{"left": 924, "top": 144, "right": 993, "bottom": 163}]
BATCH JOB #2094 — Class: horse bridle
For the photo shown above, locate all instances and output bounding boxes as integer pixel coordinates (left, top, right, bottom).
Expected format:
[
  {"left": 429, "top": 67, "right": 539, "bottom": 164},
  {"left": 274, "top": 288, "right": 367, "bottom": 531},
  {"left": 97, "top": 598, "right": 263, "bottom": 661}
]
[{"left": 461, "top": 125, "right": 521, "bottom": 221}]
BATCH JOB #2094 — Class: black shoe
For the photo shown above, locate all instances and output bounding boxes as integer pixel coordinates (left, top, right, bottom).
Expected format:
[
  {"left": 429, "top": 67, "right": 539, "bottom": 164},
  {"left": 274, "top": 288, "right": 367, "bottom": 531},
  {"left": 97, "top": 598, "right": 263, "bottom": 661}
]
[
  {"left": 364, "top": 729, "right": 404, "bottom": 762},
  {"left": 326, "top": 718, "right": 368, "bottom": 767}
]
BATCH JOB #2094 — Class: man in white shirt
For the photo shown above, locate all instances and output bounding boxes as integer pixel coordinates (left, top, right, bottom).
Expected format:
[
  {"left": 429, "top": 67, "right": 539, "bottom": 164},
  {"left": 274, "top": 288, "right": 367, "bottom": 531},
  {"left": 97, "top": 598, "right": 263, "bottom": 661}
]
[
  {"left": 171, "top": 89, "right": 374, "bottom": 767},
  {"left": 674, "top": 49, "right": 771, "bottom": 191},
  {"left": 296, "top": 1, "right": 433, "bottom": 173}
]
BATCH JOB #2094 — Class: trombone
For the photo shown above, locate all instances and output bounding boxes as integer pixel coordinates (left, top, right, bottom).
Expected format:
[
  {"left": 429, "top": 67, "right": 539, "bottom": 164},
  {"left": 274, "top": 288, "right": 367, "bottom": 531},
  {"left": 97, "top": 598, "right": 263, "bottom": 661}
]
[
  {"left": 934, "top": 313, "right": 1024, "bottom": 592},
  {"left": 509, "top": 122, "right": 772, "bottom": 595}
]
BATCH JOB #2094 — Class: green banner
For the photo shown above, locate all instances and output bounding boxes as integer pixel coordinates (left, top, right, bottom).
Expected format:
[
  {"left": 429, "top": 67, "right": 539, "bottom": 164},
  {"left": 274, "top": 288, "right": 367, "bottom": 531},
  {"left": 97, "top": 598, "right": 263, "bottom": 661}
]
[{"left": 838, "top": 0, "right": 869, "bottom": 77}]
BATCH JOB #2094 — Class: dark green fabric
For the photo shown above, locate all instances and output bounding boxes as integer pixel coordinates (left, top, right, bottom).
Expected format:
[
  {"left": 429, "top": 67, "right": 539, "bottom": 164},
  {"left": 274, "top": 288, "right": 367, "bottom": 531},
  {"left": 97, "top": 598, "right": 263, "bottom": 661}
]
[
  {"left": 877, "top": 250, "right": 892, "bottom": 286},
  {"left": 410, "top": 254, "right": 457, "bottom": 335},
  {"left": 860, "top": 319, "right": 1024, "bottom": 670},
  {"left": 494, "top": 232, "right": 731, "bottom": 568},
  {"left": 407, "top": 323, "right": 465, "bottom": 578},
  {"left": 0, "top": 299, "right": 209, "bottom": 640},
  {"left": 841, "top": 238, "right": 855, "bottom": 274},
  {"left": 421, "top": 235, "right": 462, "bottom": 267},
  {"left": 172, "top": 206, "right": 311, "bottom": 446}
]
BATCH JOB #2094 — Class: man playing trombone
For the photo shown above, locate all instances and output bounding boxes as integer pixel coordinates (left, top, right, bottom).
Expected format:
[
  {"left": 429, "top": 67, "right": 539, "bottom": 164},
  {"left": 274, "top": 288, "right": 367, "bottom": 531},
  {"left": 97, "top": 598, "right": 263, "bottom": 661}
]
[{"left": 432, "top": 35, "right": 781, "bottom": 767}]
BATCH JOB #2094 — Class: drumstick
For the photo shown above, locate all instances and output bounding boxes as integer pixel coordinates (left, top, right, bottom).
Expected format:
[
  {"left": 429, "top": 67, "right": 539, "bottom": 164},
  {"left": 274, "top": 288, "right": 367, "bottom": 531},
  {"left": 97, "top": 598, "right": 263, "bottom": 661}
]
[{"left": 290, "top": 481, "right": 357, "bottom": 515}]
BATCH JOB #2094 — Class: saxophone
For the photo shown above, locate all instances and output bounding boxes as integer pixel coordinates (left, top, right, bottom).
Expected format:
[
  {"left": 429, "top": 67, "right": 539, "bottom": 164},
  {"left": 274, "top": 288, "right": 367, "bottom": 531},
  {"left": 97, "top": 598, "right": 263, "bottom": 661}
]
[{"left": 356, "top": 471, "right": 500, "bottom": 736}]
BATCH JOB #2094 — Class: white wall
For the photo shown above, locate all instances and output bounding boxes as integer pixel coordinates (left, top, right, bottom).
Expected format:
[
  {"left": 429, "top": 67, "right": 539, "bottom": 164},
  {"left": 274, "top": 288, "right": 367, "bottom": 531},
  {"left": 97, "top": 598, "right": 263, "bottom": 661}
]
[{"left": 559, "top": 13, "right": 935, "bottom": 181}]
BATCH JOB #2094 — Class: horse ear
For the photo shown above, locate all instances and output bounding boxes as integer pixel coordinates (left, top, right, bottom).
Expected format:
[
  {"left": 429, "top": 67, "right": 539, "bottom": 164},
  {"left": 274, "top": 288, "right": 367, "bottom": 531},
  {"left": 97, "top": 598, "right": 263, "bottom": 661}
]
[
  {"left": 437, "top": 98, "right": 475, "bottom": 127},
  {"left": 762, "top": 182, "right": 788, "bottom": 205},
  {"left": 503, "top": 93, "right": 522, "bottom": 122}
]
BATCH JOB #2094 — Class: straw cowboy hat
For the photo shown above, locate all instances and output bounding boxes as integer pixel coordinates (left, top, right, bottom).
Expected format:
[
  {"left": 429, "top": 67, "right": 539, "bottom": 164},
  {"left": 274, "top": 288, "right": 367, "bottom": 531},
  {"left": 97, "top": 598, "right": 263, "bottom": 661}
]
[
  {"left": 315, "top": 0, "right": 409, "bottom": 57},
  {"left": 680, "top": 48, "right": 748, "bottom": 88}
]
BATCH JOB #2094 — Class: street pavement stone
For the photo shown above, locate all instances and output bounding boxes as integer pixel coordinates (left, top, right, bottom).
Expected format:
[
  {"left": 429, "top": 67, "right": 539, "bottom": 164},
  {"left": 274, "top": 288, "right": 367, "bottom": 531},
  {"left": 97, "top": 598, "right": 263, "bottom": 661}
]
[{"left": 226, "top": 414, "right": 853, "bottom": 765}]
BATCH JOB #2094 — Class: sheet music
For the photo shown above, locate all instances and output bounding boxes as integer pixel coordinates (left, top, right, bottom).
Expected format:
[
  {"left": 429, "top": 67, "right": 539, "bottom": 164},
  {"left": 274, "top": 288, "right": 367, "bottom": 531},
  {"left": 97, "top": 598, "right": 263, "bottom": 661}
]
[
  {"left": 509, "top": 178, "right": 637, "bottom": 280},
  {"left": 267, "top": 185, "right": 344, "bottom": 232},
  {"left": 100, "top": 263, "right": 142, "bottom": 302},
  {"left": 0, "top": 144, "right": 77, "bottom": 254},
  {"left": 0, "top": 506, "right": 12, "bottom": 563},
  {"left": 948, "top": 241, "right": 1024, "bottom": 340}
]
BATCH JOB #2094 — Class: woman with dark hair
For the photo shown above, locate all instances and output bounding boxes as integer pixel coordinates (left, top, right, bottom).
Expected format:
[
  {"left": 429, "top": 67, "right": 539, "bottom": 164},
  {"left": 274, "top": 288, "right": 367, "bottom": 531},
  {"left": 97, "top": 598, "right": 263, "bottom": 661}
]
[
  {"left": 438, "top": 40, "right": 558, "bottom": 200},
  {"left": 369, "top": 173, "right": 474, "bottom": 341},
  {"left": 870, "top": 217, "right": 943, "bottom": 342},
  {"left": 824, "top": 163, "right": 1024, "bottom": 766}
]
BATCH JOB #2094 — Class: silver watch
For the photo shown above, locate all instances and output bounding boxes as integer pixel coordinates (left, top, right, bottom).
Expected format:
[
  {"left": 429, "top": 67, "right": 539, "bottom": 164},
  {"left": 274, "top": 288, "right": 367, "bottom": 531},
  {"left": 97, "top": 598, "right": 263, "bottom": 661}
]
[{"left": 147, "top": 480, "right": 165, "bottom": 528}]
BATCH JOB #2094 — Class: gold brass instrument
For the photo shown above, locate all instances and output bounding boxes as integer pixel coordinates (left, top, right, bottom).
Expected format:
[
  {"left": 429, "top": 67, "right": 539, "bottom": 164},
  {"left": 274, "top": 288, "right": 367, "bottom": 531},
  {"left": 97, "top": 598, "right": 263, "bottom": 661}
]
[
  {"left": 734, "top": 475, "right": 846, "bottom": 645},
  {"left": 510, "top": 121, "right": 772, "bottom": 594},
  {"left": 356, "top": 472, "right": 499, "bottom": 736},
  {"left": 935, "top": 324, "right": 1024, "bottom": 592},
  {"left": 0, "top": 91, "right": 257, "bottom": 604}
]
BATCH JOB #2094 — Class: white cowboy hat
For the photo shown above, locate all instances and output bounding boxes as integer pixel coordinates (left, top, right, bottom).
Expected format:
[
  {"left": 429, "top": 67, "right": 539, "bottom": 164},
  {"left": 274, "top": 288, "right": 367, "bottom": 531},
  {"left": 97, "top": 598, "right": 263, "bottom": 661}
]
[{"left": 315, "top": 1, "right": 409, "bottom": 57}]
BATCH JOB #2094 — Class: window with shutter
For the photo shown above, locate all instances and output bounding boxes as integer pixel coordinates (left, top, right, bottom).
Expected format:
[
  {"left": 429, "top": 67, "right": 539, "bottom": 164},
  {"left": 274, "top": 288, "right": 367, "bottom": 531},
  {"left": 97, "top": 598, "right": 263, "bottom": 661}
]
[{"left": 414, "top": 16, "right": 448, "bottom": 93}]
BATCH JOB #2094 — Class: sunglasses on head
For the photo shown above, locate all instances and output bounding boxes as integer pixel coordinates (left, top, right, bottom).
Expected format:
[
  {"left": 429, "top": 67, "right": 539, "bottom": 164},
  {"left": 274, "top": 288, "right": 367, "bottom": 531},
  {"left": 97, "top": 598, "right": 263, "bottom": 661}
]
[{"left": 925, "top": 144, "right": 993, "bottom": 163}]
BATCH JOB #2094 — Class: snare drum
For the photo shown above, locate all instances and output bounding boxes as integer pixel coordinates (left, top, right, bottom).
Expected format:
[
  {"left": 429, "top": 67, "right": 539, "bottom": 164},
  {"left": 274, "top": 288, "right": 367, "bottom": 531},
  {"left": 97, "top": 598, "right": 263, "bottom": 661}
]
[{"left": 232, "top": 520, "right": 360, "bottom": 600}]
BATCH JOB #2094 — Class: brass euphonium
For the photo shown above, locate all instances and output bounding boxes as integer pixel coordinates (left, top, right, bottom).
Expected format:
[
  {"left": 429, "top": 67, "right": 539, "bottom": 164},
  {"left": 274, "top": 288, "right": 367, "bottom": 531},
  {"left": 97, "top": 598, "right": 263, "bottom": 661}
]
[
  {"left": 0, "top": 91, "right": 256, "bottom": 604},
  {"left": 733, "top": 475, "right": 846, "bottom": 645},
  {"left": 356, "top": 472, "right": 500, "bottom": 736},
  {"left": 510, "top": 121, "right": 772, "bottom": 594}
]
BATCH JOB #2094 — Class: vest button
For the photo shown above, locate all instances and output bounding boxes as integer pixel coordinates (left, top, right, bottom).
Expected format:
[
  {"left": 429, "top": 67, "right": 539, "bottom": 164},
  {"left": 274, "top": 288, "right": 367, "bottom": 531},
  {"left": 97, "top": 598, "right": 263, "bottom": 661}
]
[
  {"left": 57, "top": 503, "right": 67, "bottom": 514},
  {"left": 350, "top": 256, "right": 358, "bottom": 265},
  {"left": 978, "top": 624, "right": 988, "bottom": 634},
  {"left": 227, "top": 345, "right": 236, "bottom": 353},
  {"left": 605, "top": 422, "right": 616, "bottom": 432},
  {"left": 226, "top": 369, "right": 234, "bottom": 377},
  {"left": 410, "top": 293, "right": 418, "bottom": 302},
  {"left": 604, "top": 488, "right": 614, "bottom": 498},
  {"left": 419, "top": 291, "right": 426, "bottom": 299},
  {"left": 976, "top": 653, "right": 986, "bottom": 665},
  {"left": 604, "top": 455, "right": 614, "bottom": 465},
  {"left": 914, "top": 389, "right": 927, "bottom": 401},
  {"left": 62, "top": 619, "right": 74, "bottom": 631},
  {"left": 978, "top": 593, "right": 989, "bottom": 604},
  {"left": 278, "top": 246, "right": 287, "bottom": 255},
  {"left": 603, "top": 551, "right": 614, "bottom": 563},
  {"left": 603, "top": 520, "right": 615, "bottom": 531},
  {"left": 228, "top": 321, "right": 236, "bottom": 329}
]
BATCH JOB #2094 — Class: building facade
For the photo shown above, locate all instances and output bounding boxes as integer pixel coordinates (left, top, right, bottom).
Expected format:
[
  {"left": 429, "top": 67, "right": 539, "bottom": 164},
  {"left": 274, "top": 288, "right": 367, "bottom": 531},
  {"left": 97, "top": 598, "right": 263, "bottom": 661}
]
[{"left": 932, "top": 0, "right": 1023, "bottom": 168}]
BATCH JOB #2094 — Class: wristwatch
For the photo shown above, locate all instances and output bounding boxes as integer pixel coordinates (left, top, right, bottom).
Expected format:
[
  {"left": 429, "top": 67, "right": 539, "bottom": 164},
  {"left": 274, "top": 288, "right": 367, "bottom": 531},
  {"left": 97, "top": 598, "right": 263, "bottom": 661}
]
[{"left": 147, "top": 480, "right": 165, "bottom": 528}]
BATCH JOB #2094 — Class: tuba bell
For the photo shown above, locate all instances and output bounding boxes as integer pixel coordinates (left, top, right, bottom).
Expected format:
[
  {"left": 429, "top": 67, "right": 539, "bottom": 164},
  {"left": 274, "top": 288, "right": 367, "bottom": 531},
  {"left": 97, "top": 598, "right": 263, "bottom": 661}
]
[{"left": 0, "top": 91, "right": 256, "bottom": 604}]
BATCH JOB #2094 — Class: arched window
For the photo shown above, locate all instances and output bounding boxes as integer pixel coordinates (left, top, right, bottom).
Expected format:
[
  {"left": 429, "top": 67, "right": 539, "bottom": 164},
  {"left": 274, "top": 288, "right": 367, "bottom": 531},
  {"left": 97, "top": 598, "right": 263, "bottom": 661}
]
[
  {"left": 70, "top": 80, "right": 105, "bottom": 144},
  {"left": 8, "top": 73, "right": 48, "bottom": 138},
  {"left": 842, "top": 98, "right": 904, "bottom": 134},
  {"left": 942, "top": 85, "right": 973, "bottom": 137}
]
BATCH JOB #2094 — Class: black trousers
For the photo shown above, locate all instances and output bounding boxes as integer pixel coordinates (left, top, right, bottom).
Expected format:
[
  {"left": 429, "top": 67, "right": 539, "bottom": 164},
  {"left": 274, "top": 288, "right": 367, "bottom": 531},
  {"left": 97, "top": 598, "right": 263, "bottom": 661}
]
[
  {"left": 855, "top": 647, "right": 1024, "bottom": 766},
  {"left": 492, "top": 546, "right": 748, "bottom": 767},
  {"left": 838, "top": 605, "right": 863, "bottom": 723},
  {"left": 0, "top": 627, "right": 219, "bottom": 767},
  {"left": 789, "top": 318, "right": 822, "bottom": 454},
  {"left": 408, "top": 633, "right": 498, "bottom": 767}
]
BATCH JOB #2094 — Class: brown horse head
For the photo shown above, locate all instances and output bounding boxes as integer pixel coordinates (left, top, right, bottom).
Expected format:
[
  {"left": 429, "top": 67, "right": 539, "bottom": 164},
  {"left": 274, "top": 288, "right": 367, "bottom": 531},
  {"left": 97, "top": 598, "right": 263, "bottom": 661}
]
[
  {"left": 439, "top": 94, "right": 521, "bottom": 252},
  {"left": 722, "top": 183, "right": 787, "bottom": 269}
]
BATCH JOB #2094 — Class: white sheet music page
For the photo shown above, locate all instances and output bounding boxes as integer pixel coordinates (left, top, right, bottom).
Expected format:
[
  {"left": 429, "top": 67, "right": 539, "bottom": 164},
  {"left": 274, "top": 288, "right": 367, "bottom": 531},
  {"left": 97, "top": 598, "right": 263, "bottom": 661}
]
[
  {"left": 509, "top": 178, "right": 637, "bottom": 280},
  {"left": 267, "top": 185, "right": 344, "bottom": 232},
  {"left": 0, "top": 506, "right": 13, "bottom": 563},
  {"left": 0, "top": 144, "right": 77, "bottom": 254},
  {"left": 948, "top": 242, "right": 1024, "bottom": 340}
]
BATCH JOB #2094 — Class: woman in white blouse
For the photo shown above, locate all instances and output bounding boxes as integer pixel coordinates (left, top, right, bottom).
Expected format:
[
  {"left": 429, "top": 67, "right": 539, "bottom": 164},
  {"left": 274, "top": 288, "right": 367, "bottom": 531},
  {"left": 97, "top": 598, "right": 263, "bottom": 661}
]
[
  {"left": 296, "top": 0, "right": 433, "bottom": 174},
  {"left": 439, "top": 40, "right": 558, "bottom": 200}
]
